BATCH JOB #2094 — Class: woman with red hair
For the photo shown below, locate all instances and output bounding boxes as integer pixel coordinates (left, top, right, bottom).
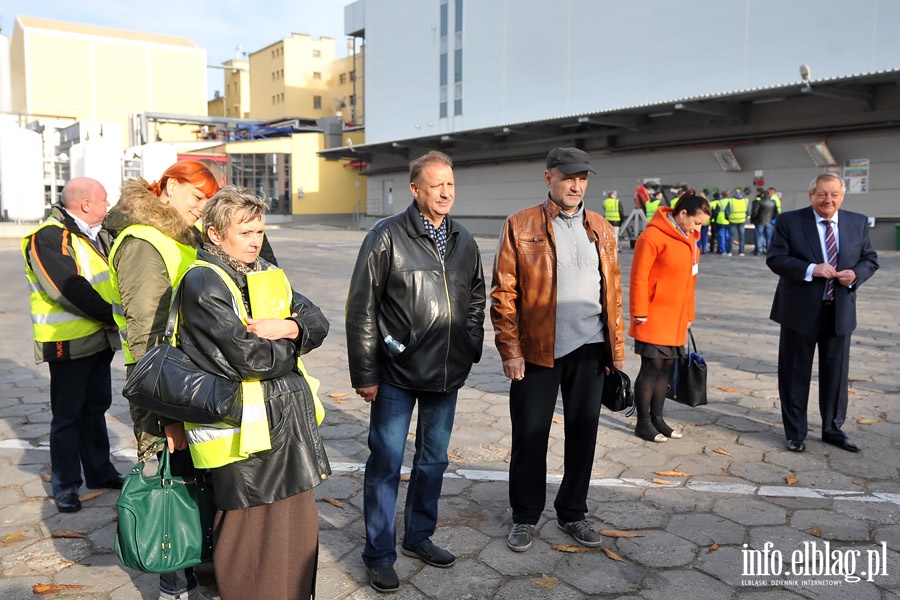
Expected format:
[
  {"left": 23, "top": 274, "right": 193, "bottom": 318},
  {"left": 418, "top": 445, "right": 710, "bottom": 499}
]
[{"left": 106, "top": 160, "right": 220, "bottom": 600}]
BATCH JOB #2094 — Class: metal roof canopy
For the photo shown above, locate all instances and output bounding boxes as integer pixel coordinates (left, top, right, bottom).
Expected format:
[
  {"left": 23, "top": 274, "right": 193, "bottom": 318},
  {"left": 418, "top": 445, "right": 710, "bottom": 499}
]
[{"left": 319, "top": 69, "right": 900, "bottom": 175}]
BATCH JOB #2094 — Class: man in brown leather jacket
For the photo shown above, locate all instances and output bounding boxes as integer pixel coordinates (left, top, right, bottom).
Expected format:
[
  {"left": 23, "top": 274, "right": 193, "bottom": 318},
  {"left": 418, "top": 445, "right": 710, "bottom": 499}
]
[{"left": 491, "top": 147, "right": 625, "bottom": 552}]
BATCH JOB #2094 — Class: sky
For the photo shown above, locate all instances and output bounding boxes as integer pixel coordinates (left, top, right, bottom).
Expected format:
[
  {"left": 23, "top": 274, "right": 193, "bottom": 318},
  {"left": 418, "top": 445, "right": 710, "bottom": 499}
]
[{"left": 1, "top": 0, "right": 356, "bottom": 96}]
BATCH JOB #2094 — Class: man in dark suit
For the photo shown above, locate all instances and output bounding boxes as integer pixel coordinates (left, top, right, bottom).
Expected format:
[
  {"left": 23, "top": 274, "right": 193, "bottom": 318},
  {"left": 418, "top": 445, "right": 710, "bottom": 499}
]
[{"left": 767, "top": 173, "right": 878, "bottom": 453}]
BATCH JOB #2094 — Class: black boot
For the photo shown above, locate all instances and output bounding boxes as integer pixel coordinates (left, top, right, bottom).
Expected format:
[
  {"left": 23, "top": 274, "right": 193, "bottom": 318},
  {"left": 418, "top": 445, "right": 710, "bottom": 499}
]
[
  {"left": 651, "top": 415, "right": 683, "bottom": 439},
  {"left": 635, "top": 418, "right": 666, "bottom": 443}
]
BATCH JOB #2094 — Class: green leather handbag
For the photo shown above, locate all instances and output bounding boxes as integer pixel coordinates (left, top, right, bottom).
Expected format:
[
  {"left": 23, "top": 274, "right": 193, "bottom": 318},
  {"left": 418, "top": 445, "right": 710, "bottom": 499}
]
[{"left": 115, "top": 442, "right": 216, "bottom": 573}]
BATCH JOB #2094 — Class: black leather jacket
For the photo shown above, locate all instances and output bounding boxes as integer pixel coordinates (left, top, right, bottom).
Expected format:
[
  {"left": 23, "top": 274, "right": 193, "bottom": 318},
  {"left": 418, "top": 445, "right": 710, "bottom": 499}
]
[
  {"left": 177, "top": 248, "right": 331, "bottom": 510},
  {"left": 346, "top": 202, "right": 486, "bottom": 392}
]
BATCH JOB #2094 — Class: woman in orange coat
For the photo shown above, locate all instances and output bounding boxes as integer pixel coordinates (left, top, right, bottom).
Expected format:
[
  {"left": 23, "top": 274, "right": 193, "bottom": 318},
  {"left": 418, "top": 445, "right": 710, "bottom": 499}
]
[{"left": 629, "top": 191, "right": 710, "bottom": 442}]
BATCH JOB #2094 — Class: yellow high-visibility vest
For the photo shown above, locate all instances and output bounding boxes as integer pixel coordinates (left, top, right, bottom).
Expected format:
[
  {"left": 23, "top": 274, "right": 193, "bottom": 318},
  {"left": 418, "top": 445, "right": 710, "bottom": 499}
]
[
  {"left": 729, "top": 196, "right": 749, "bottom": 223},
  {"left": 645, "top": 199, "right": 661, "bottom": 220},
  {"left": 108, "top": 225, "right": 196, "bottom": 364},
  {"left": 602, "top": 197, "right": 620, "bottom": 222},
  {"left": 23, "top": 218, "right": 116, "bottom": 342}
]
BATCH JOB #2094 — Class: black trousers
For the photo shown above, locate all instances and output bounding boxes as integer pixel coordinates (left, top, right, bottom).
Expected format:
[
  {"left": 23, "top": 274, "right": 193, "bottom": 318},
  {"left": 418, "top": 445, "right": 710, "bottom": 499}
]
[
  {"left": 777, "top": 302, "right": 851, "bottom": 442},
  {"left": 508, "top": 343, "right": 605, "bottom": 524},
  {"left": 48, "top": 347, "right": 118, "bottom": 496}
]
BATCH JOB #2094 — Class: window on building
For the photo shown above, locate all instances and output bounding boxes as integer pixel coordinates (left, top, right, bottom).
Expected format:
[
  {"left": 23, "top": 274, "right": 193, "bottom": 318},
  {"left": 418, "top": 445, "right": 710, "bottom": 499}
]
[
  {"left": 350, "top": 94, "right": 356, "bottom": 107},
  {"left": 314, "top": 95, "right": 322, "bottom": 109},
  {"left": 313, "top": 71, "right": 322, "bottom": 80},
  {"left": 350, "top": 70, "right": 356, "bottom": 81},
  {"left": 228, "top": 153, "right": 293, "bottom": 215},
  {"left": 312, "top": 49, "right": 321, "bottom": 58},
  {"left": 340, "top": 73, "right": 347, "bottom": 85}
]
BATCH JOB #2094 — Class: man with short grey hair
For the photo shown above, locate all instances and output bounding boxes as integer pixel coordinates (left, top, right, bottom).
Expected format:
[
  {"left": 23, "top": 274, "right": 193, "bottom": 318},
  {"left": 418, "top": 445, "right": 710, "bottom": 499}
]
[{"left": 491, "top": 147, "right": 625, "bottom": 552}]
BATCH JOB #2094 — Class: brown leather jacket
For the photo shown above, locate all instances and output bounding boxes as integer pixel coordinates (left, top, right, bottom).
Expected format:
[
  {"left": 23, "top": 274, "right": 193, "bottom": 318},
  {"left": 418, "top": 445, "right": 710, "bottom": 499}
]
[{"left": 491, "top": 198, "right": 625, "bottom": 368}]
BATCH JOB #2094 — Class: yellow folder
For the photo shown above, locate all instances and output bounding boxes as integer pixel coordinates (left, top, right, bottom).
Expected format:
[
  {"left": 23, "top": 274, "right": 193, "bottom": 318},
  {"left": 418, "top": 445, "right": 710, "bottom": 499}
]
[{"left": 246, "top": 268, "right": 291, "bottom": 319}]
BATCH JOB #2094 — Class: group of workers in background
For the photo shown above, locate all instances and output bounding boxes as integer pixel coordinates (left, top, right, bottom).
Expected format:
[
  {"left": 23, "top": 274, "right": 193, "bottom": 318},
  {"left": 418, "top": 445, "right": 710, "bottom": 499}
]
[{"left": 603, "top": 185, "right": 782, "bottom": 256}]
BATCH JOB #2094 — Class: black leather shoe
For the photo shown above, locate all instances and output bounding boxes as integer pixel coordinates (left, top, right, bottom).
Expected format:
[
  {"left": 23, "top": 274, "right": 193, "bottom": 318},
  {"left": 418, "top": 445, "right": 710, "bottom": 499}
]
[
  {"left": 786, "top": 440, "right": 806, "bottom": 453},
  {"left": 401, "top": 542, "right": 456, "bottom": 567},
  {"left": 86, "top": 472, "right": 125, "bottom": 490},
  {"left": 823, "top": 437, "right": 861, "bottom": 453},
  {"left": 55, "top": 493, "right": 81, "bottom": 513},
  {"left": 368, "top": 564, "right": 399, "bottom": 593}
]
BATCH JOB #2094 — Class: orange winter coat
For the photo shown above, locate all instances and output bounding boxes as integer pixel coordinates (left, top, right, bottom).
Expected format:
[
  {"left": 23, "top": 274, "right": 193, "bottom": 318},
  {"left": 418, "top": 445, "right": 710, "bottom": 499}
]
[{"left": 628, "top": 207, "right": 699, "bottom": 347}]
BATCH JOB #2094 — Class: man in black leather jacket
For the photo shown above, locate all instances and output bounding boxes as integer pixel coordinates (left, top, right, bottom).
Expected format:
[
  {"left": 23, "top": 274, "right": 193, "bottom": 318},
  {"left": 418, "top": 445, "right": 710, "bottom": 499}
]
[{"left": 346, "top": 150, "right": 486, "bottom": 593}]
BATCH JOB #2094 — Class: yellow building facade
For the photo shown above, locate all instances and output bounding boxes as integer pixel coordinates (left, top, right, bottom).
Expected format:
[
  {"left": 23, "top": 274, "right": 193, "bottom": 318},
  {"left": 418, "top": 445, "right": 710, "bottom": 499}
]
[
  {"left": 330, "top": 46, "right": 365, "bottom": 126},
  {"left": 224, "top": 129, "right": 366, "bottom": 218},
  {"left": 249, "top": 34, "right": 336, "bottom": 121},
  {"left": 10, "top": 16, "right": 208, "bottom": 147}
]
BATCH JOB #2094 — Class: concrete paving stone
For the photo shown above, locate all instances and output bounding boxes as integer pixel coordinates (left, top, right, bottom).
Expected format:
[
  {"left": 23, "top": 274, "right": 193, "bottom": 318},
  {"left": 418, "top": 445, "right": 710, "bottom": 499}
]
[
  {"left": 318, "top": 496, "right": 364, "bottom": 530},
  {"left": 784, "top": 469, "right": 863, "bottom": 491},
  {"left": 593, "top": 500, "right": 669, "bottom": 530},
  {"left": 319, "top": 528, "right": 363, "bottom": 564},
  {"left": 87, "top": 520, "right": 118, "bottom": 554},
  {"left": 666, "top": 513, "right": 747, "bottom": 546},
  {"left": 0, "top": 537, "right": 91, "bottom": 576},
  {"left": 728, "top": 461, "right": 796, "bottom": 486},
  {"left": 54, "top": 554, "right": 138, "bottom": 593},
  {"left": 614, "top": 530, "right": 698, "bottom": 568},
  {"left": 323, "top": 438, "right": 369, "bottom": 463},
  {"left": 745, "top": 525, "right": 820, "bottom": 555},
  {"left": 478, "top": 536, "right": 563, "bottom": 578},
  {"left": 789, "top": 510, "right": 872, "bottom": 542},
  {"left": 763, "top": 497, "right": 835, "bottom": 511},
  {"left": 317, "top": 563, "right": 361, "bottom": 600},
  {"left": 832, "top": 498, "right": 900, "bottom": 526},
  {"left": 0, "top": 497, "right": 46, "bottom": 528},
  {"left": 318, "top": 421, "right": 369, "bottom": 441},
  {"left": 714, "top": 497, "right": 788, "bottom": 527},
  {"left": 553, "top": 551, "right": 646, "bottom": 596},
  {"left": 429, "top": 525, "right": 490, "bottom": 559},
  {"left": 640, "top": 487, "right": 717, "bottom": 514},
  {"left": 641, "top": 567, "right": 738, "bottom": 600},
  {"left": 42, "top": 505, "right": 117, "bottom": 538},
  {"left": 316, "top": 473, "right": 365, "bottom": 500},
  {"left": 872, "top": 524, "right": 900, "bottom": 548},
  {"left": 493, "top": 576, "right": 588, "bottom": 600},
  {"left": 693, "top": 543, "right": 749, "bottom": 587},
  {"left": 588, "top": 482, "right": 644, "bottom": 504},
  {"left": 0, "top": 576, "right": 51, "bottom": 600},
  {"left": 409, "top": 557, "right": 504, "bottom": 599},
  {"left": 716, "top": 414, "right": 779, "bottom": 434}
]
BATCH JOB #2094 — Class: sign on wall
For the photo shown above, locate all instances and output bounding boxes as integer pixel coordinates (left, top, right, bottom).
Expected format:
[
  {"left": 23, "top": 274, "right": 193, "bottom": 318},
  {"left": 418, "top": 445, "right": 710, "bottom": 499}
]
[{"left": 843, "top": 159, "right": 869, "bottom": 194}]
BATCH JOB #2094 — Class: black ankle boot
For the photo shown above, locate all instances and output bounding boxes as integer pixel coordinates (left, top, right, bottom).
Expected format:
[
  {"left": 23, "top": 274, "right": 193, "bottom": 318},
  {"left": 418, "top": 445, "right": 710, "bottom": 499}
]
[
  {"left": 635, "top": 418, "right": 666, "bottom": 443},
  {"left": 651, "top": 415, "right": 683, "bottom": 439}
]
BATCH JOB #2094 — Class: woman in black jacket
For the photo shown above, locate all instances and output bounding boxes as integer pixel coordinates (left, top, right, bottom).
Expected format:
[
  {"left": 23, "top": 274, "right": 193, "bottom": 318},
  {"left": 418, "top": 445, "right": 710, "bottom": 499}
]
[{"left": 176, "top": 186, "right": 330, "bottom": 600}]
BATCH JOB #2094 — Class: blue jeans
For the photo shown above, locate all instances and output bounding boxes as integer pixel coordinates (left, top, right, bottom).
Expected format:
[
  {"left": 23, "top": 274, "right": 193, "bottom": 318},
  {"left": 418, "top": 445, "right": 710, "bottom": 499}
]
[
  {"left": 717, "top": 225, "right": 731, "bottom": 254},
  {"left": 755, "top": 223, "right": 774, "bottom": 254},
  {"left": 363, "top": 382, "right": 457, "bottom": 567}
]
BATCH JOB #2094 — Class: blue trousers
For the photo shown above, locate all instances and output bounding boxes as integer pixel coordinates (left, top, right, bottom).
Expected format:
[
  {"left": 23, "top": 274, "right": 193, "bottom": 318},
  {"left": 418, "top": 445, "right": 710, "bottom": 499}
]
[
  {"left": 363, "top": 382, "right": 457, "bottom": 567},
  {"left": 717, "top": 225, "right": 731, "bottom": 255},
  {"left": 48, "top": 348, "right": 118, "bottom": 497},
  {"left": 730, "top": 223, "right": 746, "bottom": 254},
  {"left": 755, "top": 223, "right": 774, "bottom": 254}
]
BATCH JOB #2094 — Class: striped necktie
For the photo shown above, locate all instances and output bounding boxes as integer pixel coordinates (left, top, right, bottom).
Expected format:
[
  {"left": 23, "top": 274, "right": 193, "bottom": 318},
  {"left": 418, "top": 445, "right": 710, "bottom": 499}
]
[{"left": 823, "top": 220, "right": 837, "bottom": 300}]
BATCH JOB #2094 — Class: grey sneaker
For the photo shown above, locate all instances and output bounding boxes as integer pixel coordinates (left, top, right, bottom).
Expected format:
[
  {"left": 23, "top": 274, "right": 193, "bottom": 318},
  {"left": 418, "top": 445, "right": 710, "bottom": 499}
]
[
  {"left": 507, "top": 523, "right": 534, "bottom": 552},
  {"left": 557, "top": 518, "right": 603, "bottom": 547}
]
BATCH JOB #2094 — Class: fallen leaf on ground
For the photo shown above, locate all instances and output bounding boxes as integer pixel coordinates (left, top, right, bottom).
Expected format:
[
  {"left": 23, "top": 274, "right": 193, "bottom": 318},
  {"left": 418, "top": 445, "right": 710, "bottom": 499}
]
[
  {"left": 551, "top": 543, "right": 593, "bottom": 553},
  {"left": 810, "top": 525, "right": 823, "bottom": 537},
  {"left": 785, "top": 475, "right": 798, "bottom": 486},
  {"left": 447, "top": 451, "right": 464, "bottom": 461},
  {"left": 41, "top": 474, "right": 51, "bottom": 483},
  {"left": 856, "top": 416, "right": 882, "bottom": 424},
  {"left": 602, "top": 547, "right": 625, "bottom": 562},
  {"left": 399, "top": 473, "right": 410, "bottom": 482},
  {"left": 707, "top": 542, "right": 719, "bottom": 554},
  {"left": 2, "top": 529, "right": 26, "bottom": 543},
  {"left": 51, "top": 530, "right": 85, "bottom": 539},
  {"left": 79, "top": 490, "right": 106, "bottom": 502},
  {"left": 714, "top": 448, "right": 733, "bottom": 457},
  {"left": 651, "top": 478, "right": 676, "bottom": 485},
  {"left": 33, "top": 584, "right": 92, "bottom": 595},
  {"left": 531, "top": 573, "right": 558, "bottom": 589},
  {"left": 328, "top": 392, "right": 348, "bottom": 398},
  {"left": 715, "top": 386, "right": 747, "bottom": 394},
  {"left": 551, "top": 418, "right": 564, "bottom": 424},
  {"left": 599, "top": 529, "right": 642, "bottom": 538},
  {"left": 322, "top": 498, "right": 344, "bottom": 509},
  {"left": 656, "top": 470, "right": 694, "bottom": 477}
]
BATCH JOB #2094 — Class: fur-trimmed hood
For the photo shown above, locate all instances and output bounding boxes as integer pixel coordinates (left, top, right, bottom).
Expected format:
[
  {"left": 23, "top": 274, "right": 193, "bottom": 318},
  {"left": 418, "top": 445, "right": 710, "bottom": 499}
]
[{"left": 104, "top": 178, "right": 198, "bottom": 247}]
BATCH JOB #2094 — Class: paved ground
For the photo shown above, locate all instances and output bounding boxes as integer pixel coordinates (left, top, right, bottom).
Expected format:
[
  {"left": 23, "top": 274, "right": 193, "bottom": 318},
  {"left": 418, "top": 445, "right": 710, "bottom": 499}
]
[{"left": 0, "top": 224, "right": 898, "bottom": 599}]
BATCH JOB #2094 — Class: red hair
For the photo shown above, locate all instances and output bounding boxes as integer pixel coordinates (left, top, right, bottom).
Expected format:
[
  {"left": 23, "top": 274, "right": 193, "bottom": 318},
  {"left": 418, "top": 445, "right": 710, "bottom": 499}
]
[{"left": 146, "top": 160, "right": 220, "bottom": 199}]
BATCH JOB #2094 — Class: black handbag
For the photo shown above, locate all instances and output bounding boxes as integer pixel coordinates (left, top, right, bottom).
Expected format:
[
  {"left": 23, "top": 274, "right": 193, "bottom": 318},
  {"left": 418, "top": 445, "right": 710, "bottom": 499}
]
[
  {"left": 115, "top": 442, "right": 216, "bottom": 573},
  {"left": 601, "top": 368, "right": 635, "bottom": 414},
  {"left": 123, "top": 284, "right": 241, "bottom": 425},
  {"left": 666, "top": 328, "right": 708, "bottom": 407}
]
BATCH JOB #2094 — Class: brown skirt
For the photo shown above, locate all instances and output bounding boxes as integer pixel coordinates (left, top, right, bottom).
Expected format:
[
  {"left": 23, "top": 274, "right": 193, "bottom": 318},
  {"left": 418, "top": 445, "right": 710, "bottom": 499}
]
[
  {"left": 213, "top": 490, "right": 318, "bottom": 600},
  {"left": 634, "top": 340, "right": 685, "bottom": 359}
]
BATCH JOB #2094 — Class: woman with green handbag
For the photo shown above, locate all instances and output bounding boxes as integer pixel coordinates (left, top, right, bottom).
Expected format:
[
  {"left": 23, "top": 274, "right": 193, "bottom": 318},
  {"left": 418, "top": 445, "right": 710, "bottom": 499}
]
[{"left": 176, "top": 186, "right": 331, "bottom": 600}]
